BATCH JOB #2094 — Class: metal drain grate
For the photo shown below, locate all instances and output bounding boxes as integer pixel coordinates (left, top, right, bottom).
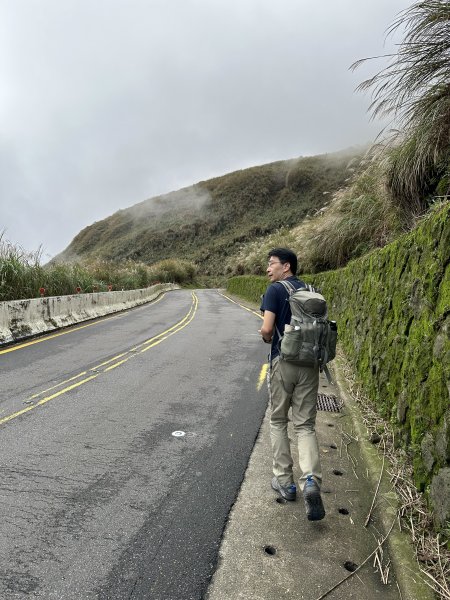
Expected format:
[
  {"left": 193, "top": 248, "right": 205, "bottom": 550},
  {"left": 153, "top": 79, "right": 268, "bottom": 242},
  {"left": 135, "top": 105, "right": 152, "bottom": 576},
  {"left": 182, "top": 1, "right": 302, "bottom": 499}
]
[{"left": 317, "top": 393, "right": 343, "bottom": 412}]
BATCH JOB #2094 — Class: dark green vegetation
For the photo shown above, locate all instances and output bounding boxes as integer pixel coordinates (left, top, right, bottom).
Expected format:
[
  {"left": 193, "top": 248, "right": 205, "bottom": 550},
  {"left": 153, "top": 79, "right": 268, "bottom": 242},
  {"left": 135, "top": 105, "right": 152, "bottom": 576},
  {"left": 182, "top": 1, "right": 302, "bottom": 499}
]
[
  {"left": 227, "top": 202, "right": 450, "bottom": 530},
  {"left": 227, "top": 275, "right": 269, "bottom": 304},
  {"left": 54, "top": 150, "right": 363, "bottom": 276}
]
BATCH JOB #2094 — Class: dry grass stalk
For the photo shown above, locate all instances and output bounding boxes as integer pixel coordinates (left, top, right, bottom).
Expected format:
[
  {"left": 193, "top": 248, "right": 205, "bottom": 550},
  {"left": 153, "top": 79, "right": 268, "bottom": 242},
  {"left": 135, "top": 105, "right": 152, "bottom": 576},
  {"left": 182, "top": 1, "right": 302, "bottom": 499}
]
[
  {"left": 373, "top": 543, "right": 391, "bottom": 585},
  {"left": 338, "top": 350, "right": 450, "bottom": 599},
  {"left": 365, "top": 441, "right": 386, "bottom": 527}
]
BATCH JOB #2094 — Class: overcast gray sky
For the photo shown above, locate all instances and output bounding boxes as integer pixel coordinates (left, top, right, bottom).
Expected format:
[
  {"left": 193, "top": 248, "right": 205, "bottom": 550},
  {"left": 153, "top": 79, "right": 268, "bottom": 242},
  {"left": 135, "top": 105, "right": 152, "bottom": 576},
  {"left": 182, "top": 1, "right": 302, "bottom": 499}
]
[{"left": 1, "top": 0, "right": 411, "bottom": 259}]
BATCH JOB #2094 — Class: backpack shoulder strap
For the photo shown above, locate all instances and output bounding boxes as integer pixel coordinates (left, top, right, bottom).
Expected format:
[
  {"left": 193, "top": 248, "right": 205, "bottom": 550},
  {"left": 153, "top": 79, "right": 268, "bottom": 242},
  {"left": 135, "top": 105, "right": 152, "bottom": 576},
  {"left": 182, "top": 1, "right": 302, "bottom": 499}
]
[
  {"left": 277, "top": 280, "right": 296, "bottom": 294},
  {"left": 274, "top": 280, "right": 295, "bottom": 346},
  {"left": 278, "top": 280, "right": 315, "bottom": 294}
]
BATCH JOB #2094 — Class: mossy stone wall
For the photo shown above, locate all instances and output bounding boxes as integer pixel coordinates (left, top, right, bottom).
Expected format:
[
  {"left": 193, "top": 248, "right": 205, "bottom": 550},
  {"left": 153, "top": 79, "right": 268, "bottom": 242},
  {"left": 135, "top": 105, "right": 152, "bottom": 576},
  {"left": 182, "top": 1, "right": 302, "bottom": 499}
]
[{"left": 226, "top": 203, "right": 449, "bottom": 528}]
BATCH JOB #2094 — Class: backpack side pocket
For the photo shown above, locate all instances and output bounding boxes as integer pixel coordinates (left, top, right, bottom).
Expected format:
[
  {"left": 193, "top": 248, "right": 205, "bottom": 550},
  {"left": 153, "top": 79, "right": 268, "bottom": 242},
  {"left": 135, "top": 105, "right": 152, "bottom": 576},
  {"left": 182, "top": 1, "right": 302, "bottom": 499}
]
[{"left": 280, "top": 325, "right": 317, "bottom": 367}]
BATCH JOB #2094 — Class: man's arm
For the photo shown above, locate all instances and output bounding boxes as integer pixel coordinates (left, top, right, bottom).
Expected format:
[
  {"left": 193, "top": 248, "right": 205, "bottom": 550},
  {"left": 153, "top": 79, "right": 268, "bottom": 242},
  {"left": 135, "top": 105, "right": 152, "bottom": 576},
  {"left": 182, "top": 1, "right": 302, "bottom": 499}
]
[{"left": 259, "top": 310, "right": 276, "bottom": 343}]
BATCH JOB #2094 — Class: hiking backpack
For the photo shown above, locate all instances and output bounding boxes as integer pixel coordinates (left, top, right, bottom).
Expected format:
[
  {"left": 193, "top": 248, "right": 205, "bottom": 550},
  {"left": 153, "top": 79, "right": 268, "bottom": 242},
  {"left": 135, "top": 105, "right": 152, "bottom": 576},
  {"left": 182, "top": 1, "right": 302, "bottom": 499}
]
[{"left": 276, "top": 280, "right": 337, "bottom": 381}]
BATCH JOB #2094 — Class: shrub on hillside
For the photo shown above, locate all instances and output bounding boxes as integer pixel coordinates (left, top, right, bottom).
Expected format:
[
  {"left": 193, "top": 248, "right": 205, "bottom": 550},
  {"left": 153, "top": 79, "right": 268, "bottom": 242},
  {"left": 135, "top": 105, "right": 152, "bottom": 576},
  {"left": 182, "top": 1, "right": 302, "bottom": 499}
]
[
  {"left": 148, "top": 259, "right": 197, "bottom": 285},
  {"left": 225, "top": 229, "right": 298, "bottom": 276},
  {"left": 297, "top": 161, "right": 404, "bottom": 272},
  {"left": 0, "top": 237, "right": 45, "bottom": 301}
]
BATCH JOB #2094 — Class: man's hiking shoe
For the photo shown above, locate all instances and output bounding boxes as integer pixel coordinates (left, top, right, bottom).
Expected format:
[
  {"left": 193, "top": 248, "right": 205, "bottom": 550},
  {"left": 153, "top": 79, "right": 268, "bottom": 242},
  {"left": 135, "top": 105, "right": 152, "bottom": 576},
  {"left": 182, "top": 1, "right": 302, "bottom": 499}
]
[
  {"left": 271, "top": 477, "right": 296, "bottom": 501},
  {"left": 303, "top": 476, "right": 325, "bottom": 521}
]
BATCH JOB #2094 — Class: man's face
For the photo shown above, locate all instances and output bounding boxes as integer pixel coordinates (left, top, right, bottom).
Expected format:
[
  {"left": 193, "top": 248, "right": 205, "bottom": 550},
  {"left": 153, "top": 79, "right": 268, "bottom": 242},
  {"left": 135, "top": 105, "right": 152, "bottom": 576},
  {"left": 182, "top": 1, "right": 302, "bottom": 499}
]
[{"left": 267, "top": 256, "right": 288, "bottom": 282}]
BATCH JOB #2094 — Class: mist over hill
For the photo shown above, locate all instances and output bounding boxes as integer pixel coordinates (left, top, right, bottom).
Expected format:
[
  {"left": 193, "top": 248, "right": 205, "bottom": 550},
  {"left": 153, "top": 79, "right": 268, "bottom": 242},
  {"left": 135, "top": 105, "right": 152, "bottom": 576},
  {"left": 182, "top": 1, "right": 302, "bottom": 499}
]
[{"left": 54, "top": 148, "right": 364, "bottom": 276}]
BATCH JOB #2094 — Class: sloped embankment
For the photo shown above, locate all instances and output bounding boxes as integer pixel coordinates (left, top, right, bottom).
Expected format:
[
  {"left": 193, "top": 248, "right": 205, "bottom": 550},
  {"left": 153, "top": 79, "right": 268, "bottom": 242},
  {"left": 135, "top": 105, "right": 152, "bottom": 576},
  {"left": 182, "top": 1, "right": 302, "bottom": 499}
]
[{"left": 227, "top": 202, "right": 449, "bottom": 529}]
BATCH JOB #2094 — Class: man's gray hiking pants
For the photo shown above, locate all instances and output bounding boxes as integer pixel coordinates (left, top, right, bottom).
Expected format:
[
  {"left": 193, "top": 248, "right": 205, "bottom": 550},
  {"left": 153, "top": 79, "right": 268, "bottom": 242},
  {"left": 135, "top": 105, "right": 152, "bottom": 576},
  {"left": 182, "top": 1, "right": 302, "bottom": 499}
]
[{"left": 268, "top": 357, "right": 322, "bottom": 491}]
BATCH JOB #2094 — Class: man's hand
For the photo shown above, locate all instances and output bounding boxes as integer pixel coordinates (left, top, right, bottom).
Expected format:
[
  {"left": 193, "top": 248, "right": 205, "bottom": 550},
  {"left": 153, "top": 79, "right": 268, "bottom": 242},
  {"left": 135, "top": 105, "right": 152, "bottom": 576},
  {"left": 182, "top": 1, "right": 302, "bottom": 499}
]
[{"left": 258, "top": 329, "right": 272, "bottom": 343}]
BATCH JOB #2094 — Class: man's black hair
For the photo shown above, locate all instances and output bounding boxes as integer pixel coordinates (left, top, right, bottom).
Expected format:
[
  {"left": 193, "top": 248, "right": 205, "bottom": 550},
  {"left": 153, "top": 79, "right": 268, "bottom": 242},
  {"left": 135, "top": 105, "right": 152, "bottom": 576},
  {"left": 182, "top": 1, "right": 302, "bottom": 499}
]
[{"left": 268, "top": 248, "right": 298, "bottom": 275}]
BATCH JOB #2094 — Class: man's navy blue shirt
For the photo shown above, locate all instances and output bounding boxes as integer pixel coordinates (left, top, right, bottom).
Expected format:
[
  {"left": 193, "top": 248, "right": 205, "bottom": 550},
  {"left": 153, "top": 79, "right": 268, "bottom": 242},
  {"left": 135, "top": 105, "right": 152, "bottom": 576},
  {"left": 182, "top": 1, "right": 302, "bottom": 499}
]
[{"left": 260, "top": 276, "right": 307, "bottom": 360}]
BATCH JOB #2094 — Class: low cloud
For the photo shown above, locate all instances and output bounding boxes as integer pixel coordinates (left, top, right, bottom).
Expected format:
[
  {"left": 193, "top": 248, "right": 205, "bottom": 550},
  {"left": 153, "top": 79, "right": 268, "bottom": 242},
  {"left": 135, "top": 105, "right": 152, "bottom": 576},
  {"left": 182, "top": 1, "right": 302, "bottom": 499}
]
[{"left": 127, "top": 185, "right": 212, "bottom": 222}]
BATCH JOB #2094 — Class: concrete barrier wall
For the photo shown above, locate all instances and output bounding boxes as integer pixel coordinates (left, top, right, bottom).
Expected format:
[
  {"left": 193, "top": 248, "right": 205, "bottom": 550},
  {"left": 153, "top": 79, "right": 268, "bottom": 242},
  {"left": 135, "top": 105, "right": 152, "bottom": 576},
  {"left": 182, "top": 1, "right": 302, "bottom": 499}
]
[{"left": 0, "top": 284, "right": 180, "bottom": 345}]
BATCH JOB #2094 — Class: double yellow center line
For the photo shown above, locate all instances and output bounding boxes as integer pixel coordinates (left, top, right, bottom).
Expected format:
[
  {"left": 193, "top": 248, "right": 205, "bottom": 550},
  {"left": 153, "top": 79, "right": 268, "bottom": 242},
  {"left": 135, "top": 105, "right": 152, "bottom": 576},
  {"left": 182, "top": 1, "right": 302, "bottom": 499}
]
[{"left": 0, "top": 292, "right": 198, "bottom": 427}]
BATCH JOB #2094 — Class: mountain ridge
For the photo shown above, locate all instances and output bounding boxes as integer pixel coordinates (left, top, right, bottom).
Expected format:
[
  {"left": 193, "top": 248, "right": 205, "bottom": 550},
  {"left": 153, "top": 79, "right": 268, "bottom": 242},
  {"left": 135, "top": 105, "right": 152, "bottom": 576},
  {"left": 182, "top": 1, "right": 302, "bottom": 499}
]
[{"left": 53, "top": 147, "right": 365, "bottom": 276}]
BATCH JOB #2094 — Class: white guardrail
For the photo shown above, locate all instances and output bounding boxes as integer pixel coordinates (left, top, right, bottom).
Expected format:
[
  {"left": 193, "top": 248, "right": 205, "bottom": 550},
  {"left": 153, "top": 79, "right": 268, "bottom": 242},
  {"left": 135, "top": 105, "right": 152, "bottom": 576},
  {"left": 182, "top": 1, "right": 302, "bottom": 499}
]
[{"left": 0, "top": 284, "right": 180, "bottom": 346}]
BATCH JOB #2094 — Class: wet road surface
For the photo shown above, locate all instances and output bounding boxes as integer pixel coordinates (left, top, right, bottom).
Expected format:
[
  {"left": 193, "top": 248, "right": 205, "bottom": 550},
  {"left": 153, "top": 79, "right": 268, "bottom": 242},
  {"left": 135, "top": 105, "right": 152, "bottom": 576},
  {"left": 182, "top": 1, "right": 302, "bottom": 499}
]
[{"left": 0, "top": 289, "right": 267, "bottom": 599}]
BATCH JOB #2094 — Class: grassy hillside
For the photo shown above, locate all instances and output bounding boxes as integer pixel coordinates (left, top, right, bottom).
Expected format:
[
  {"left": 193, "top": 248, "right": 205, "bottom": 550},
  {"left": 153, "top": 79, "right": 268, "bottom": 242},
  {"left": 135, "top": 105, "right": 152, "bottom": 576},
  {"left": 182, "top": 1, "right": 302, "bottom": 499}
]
[{"left": 54, "top": 149, "right": 364, "bottom": 276}]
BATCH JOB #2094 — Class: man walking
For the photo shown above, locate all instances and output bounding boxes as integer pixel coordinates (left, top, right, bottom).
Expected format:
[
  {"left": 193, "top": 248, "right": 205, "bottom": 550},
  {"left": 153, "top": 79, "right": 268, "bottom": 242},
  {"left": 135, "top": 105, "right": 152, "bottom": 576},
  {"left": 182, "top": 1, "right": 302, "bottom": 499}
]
[{"left": 259, "top": 248, "right": 325, "bottom": 521}]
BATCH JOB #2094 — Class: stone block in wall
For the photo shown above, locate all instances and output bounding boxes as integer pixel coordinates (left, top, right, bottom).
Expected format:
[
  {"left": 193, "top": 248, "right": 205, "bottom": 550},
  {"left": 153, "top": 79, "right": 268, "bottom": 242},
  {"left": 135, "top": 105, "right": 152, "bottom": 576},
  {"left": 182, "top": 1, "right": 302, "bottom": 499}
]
[
  {"left": 430, "top": 467, "right": 450, "bottom": 530},
  {"left": 421, "top": 433, "right": 435, "bottom": 473},
  {"left": 436, "top": 409, "right": 450, "bottom": 464}
]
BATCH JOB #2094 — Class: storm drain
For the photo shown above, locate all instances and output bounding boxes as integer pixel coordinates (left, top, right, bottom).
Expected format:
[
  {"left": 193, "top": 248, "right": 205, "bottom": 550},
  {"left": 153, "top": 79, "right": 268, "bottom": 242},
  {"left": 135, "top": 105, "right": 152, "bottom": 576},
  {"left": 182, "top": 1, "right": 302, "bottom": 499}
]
[{"left": 317, "top": 393, "right": 343, "bottom": 413}]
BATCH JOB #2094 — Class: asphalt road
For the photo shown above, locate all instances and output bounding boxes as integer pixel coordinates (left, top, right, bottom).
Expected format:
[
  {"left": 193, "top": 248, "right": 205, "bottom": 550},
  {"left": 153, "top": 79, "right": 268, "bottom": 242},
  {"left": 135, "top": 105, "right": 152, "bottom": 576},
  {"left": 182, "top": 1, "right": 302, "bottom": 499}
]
[{"left": 0, "top": 289, "right": 268, "bottom": 600}]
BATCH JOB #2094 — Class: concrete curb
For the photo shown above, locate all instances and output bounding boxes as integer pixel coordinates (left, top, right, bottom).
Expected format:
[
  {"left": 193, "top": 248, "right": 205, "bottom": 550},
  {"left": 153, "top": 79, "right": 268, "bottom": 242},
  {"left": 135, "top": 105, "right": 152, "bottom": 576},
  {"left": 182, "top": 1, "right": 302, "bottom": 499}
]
[
  {"left": 0, "top": 284, "right": 180, "bottom": 345},
  {"left": 333, "top": 357, "right": 435, "bottom": 600}
]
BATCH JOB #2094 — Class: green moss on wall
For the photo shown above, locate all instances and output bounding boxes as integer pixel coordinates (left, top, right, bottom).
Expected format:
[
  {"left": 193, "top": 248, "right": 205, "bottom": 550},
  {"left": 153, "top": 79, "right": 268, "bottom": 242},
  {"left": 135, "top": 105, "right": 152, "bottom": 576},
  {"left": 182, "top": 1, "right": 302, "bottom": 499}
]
[
  {"left": 226, "top": 275, "right": 268, "bottom": 305},
  {"left": 227, "top": 203, "right": 450, "bottom": 522}
]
